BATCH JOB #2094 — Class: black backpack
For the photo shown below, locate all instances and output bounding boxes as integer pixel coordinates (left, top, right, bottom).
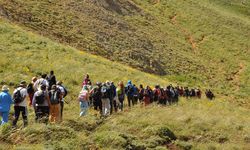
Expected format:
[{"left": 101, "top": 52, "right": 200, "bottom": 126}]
[
  {"left": 49, "top": 90, "right": 60, "bottom": 105},
  {"left": 35, "top": 91, "right": 45, "bottom": 104},
  {"left": 13, "top": 88, "right": 24, "bottom": 104},
  {"left": 101, "top": 86, "right": 109, "bottom": 99}
]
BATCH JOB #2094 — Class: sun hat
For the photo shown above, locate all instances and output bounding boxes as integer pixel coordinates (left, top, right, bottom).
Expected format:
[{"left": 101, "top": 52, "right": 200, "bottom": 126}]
[{"left": 1, "top": 85, "right": 9, "bottom": 91}]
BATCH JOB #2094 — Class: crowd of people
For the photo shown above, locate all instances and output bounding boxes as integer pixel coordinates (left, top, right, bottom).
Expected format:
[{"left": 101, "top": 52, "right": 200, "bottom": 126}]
[
  {"left": 78, "top": 74, "right": 215, "bottom": 118},
  {"left": 0, "top": 72, "right": 215, "bottom": 126}
]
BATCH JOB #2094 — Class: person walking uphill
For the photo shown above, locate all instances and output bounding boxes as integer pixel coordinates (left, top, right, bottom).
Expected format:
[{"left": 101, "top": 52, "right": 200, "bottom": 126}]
[
  {"left": 12, "top": 81, "right": 29, "bottom": 127},
  {"left": 101, "top": 83, "right": 111, "bottom": 117},
  {"left": 27, "top": 77, "right": 37, "bottom": 106},
  {"left": 49, "top": 85, "right": 61, "bottom": 123},
  {"left": 125, "top": 80, "right": 135, "bottom": 107},
  {"left": 47, "top": 70, "right": 57, "bottom": 90},
  {"left": 78, "top": 86, "right": 89, "bottom": 117},
  {"left": 0, "top": 85, "right": 13, "bottom": 125},
  {"left": 32, "top": 84, "right": 50, "bottom": 123}
]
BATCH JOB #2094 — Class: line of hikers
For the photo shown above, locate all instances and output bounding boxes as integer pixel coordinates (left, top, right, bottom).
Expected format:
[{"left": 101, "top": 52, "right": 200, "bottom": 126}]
[
  {"left": 78, "top": 74, "right": 215, "bottom": 117},
  {"left": 0, "top": 71, "right": 68, "bottom": 126},
  {"left": 0, "top": 72, "right": 215, "bottom": 126}
]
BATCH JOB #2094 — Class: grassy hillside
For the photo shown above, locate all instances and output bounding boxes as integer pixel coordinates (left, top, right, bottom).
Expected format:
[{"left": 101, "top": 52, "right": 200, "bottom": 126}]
[
  {"left": 0, "top": 0, "right": 249, "bottom": 101},
  {"left": 0, "top": 8, "right": 250, "bottom": 150}
]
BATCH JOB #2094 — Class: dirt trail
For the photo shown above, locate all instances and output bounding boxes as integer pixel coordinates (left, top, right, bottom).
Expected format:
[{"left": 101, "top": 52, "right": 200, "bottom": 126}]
[
  {"left": 232, "top": 62, "right": 246, "bottom": 91},
  {"left": 170, "top": 14, "right": 198, "bottom": 51}
]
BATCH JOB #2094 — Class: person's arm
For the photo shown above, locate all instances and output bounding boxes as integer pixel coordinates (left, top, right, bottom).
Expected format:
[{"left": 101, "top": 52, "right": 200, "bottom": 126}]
[
  {"left": 46, "top": 92, "right": 51, "bottom": 106},
  {"left": 32, "top": 93, "right": 36, "bottom": 108}
]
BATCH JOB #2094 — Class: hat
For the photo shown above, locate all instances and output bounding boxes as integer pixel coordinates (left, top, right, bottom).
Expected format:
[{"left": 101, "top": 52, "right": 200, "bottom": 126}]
[{"left": 1, "top": 85, "right": 9, "bottom": 91}]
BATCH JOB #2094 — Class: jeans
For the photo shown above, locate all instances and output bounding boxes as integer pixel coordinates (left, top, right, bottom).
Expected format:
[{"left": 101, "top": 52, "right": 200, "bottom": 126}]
[
  {"left": 0, "top": 111, "right": 9, "bottom": 125},
  {"left": 101, "top": 98, "right": 110, "bottom": 116},
  {"left": 12, "top": 106, "right": 28, "bottom": 127},
  {"left": 80, "top": 101, "right": 88, "bottom": 117}
]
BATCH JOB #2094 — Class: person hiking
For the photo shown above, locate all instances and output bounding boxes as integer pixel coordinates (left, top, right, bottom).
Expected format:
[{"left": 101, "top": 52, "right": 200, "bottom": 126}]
[
  {"left": 47, "top": 71, "right": 57, "bottom": 90},
  {"left": 110, "top": 82, "right": 117, "bottom": 113},
  {"left": 78, "top": 85, "right": 89, "bottom": 117},
  {"left": 34, "top": 74, "right": 49, "bottom": 91},
  {"left": 138, "top": 84, "right": 145, "bottom": 103},
  {"left": 91, "top": 82, "right": 102, "bottom": 115},
  {"left": 32, "top": 84, "right": 50, "bottom": 123},
  {"left": 133, "top": 85, "right": 139, "bottom": 105},
  {"left": 12, "top": 81, "right": 28, "bottom": 127},
  {"left": 49, "top": 85, "right": 62, "bottom": 123},
  {"left": 184, "top": 87, "right": 190, "bottom": 99},
  {"left": 205, "top": 89, "right": 215, "bottom": 100},
  {"left": 173, "top": 87, "right": 179, "bottom": 103},
  {"left": 56, "top": 81, "right": 67, "bottom": 121},
  {"left": 82, "top": 74, "right": 91, "bottom": 87},
  {"left": 153, "top": 85, "right": 161, "bottom": 103},
  {"left": 27, "top": 77, "right": 37, "bottom": 106},
  {"left": 143, "top": 86, "right": 151, "bottom": 106},
  {"left": 159, "top": 87, "right": 167, "bottom": 105},
  {"left": 166, "top": 86, "right": 172, "bottom": 105},
  {"left": 116, "top": 81, "right": 125, "bottom": 111},
  {"left": 101, "top": 83, "right": 111, "bottom": 117},
  {"left": 190, "top": 88, "right": 196, "bottom": 97},
  {"left": 125, "top": 80, "right": 135, "bottom": 107},
  {"left": 196, "top": 88, "right": 202, "bottom": 99},
  {"left": 0, "top": 85, "right": 13, "bottom": 125}
]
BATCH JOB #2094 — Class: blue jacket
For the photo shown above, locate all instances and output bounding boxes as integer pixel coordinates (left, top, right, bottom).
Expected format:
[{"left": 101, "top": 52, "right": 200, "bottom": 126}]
[
  {"left": 126, "top": 81, "right": 135, "bottom": 96},
  {"left": 0, "top": 91, "right": 13, "bottom": 112}
]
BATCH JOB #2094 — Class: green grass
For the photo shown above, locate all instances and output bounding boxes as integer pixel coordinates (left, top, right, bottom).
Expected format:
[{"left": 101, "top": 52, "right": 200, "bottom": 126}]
[
  {"left": 0, "top": 0, "right": 249, "bottom": 101},
  {"left": 0, "top": 0, "right": 249, "bottom": 149}
]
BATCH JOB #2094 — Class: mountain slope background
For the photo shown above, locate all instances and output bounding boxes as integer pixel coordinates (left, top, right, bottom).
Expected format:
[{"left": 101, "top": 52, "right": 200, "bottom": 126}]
[
  {"left": 0, "top": 0, "right": 249, "bottom": 101},
  {"left": 0, "top": 0, "right": 249, "bottom": 149}
]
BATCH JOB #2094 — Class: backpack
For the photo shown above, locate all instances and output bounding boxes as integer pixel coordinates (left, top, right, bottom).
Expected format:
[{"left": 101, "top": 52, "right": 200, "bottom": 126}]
[
  {"left": 49, "top": 90, "right": 61, "bottom": 105},
  {"left": 13, "top": 88, "right": 24, "bottom": 104},
  {"left": 101, "top": 86, "right": 109, "bottom": 99},
  {"left": 126, "top": 85, "right": 134, "bottom": 96},
  {"left": 36, "top": 91, "right": 45, "bottom": 104},
  {"left": 78, "top": 90, "right": 88, "bottom": 101}
]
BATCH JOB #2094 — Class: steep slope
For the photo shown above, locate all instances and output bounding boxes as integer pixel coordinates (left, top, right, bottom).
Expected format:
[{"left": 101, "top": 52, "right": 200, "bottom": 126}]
[
  {"left": 0, "top": 8, "right": 250, "bottom": 150},
  {"left": 0, "top": 0, "right": 249, "bottom": 100}
]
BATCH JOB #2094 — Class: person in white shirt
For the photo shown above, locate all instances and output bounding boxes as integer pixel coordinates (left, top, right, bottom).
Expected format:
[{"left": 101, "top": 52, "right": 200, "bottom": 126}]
[
  {"left": 12, "top": 81, "right": 28, "bottom": 127},
  {"left": 33, "top": 74, "right": 49, "bottom": 91}
]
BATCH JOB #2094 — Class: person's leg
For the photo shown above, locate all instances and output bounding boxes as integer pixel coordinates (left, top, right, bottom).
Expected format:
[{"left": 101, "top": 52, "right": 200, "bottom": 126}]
[
  {"left": 128, "top": 96, "right": 131, "bottom": 107},
  {"left": 101, "top": 99, "right": 105, "bottom": 116},
  {"left": 106, "top": 99, "right": 110, "bottom": 115},
  {"left": 44, "top": 106, "right": 50, "bottom": 124},
  {"left": 119, "top": 99, "right": 124, "bottom": 111},
  {"left": 60, "top": 101, "right": 64, "bottom": 121},
  {"left": 110, "top": 98, "right": 113, "bottom": 114},
  {"left": 1, "top": 112, "right": 9, "bottom": 125},
  {"left": 21, "top": 106, "right": 28, "bottom": 127},
  {"left": 13, "top": 106, "right": 21, "bottom": 127},
  {"left": 113, "top": 99, "right": 117, "bottom": 112},
  {"left": 49, "top": 105, "right": 55, "bottom": 123}
]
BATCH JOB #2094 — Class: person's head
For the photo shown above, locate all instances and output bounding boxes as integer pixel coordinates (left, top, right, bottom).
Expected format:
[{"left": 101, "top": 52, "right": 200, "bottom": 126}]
[
  {"left": 32, "top": 77, "right": 37, "bottom": 83},
  {"left": 50, "top": 70, "right": 54, "bottom": 75},
  {"left": 139, "top": 84, "right": 143, "bottom": 89},
  {"left": 40, "top": 84, "right": 46, "bottom": 91},
  {"left": 41, "top": 74, "right": 47, "bottom": 79},
  {"left": 85, "top": 74, "right": 89, "bottom": 79},
  {"left": 87, "top": 81, "right": 92, "bottom": 85},
  {"left": 1, "top": 85, "right": 9, "bottom": 92},
  {"left": 106, "top": 80, "right": 110, "bottom": 85},
  {"left": 20, "top": 80, "right": 27, "bottom": 87},
  {"left": 128, "top": 80, "right": 132, "bottom": 84}
]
